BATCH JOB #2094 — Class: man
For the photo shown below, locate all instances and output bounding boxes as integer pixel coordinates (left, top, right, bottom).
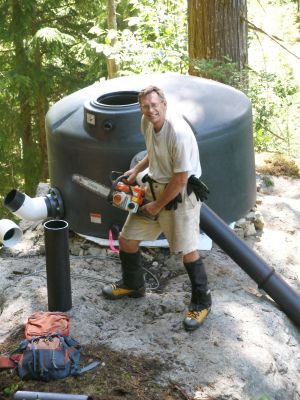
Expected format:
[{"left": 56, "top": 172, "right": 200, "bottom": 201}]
[{"left": 102, "top": 85, "right": 211, "bottom": 331}]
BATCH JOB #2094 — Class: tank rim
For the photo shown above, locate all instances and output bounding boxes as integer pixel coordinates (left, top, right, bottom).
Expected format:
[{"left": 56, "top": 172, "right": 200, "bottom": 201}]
[{"left": 91, "top": 90, "right": 139, "bottom": 109}]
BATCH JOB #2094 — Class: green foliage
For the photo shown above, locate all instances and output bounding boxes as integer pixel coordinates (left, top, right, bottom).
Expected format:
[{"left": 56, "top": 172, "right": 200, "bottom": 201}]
[
  {"left": 88, "top": 0, "right": 188, "bottom": 75},
  {"left": 250, "top": 395, "right": 271, "bottom": 400},
  {"left": 261, "top": 175, "right": 275, "bottom": 187},
  {"left": 192, "top": 57, "right": 248, "bottom": 88},
  {"left": 249, "top": 69, "right": 299, "bottom": 157},
  {"left": 193, "top": 58, "right": 300, "bottom": 158},
  {"left": 3, "top": 383, "right": 20, "bottom": 396},
  {"left": 0, "top": 0, "right": 107, "bottom": 204},
  {"left": 31, "top": 27, "right": 75, "bottom": 48}
]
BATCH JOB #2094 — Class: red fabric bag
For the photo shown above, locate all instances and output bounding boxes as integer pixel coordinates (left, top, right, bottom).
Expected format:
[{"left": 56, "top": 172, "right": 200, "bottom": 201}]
[
  {"left": 0, "top": 354, "right": 20, "bottom": 369},
  {"left": 24, "top": 312, "right": 70, "bottom": 339}
]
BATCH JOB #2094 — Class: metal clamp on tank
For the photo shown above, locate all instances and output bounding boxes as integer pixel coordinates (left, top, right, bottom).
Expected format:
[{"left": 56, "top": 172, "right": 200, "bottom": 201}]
[{"left": 47, "top": 187, "right": 65, "bottom": 218}]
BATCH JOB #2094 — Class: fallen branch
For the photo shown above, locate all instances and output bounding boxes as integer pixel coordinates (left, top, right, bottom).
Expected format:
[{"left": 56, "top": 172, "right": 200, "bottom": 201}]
[
  {"left": 241, "top": 15, "right": 300, "bottom": 61},
  {"left": 169, "top": 381, "right": 193, "bottom": 400}
]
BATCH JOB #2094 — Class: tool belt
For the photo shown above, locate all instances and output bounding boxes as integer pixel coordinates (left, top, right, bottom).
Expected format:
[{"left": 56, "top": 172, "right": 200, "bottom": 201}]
[
  {"left": 141, "top": 174, "right": 161, "bottom": 202},
  {"left": 142, "top": 174, "right": 209, "bottom": 211}
]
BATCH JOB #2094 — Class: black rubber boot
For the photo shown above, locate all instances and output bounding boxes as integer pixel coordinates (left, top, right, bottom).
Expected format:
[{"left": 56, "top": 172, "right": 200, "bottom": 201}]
[
  {"left": 183, "top": 258, "right": 212, "bottom": 331},
  {"left": 102, "top": 250, "right": 146, "bottom": 299}
]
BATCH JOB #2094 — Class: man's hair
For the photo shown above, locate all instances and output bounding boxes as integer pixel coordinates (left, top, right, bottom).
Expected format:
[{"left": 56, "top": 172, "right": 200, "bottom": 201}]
[{"left": 138, "top": 85, "right": 166, "bottom": 104}]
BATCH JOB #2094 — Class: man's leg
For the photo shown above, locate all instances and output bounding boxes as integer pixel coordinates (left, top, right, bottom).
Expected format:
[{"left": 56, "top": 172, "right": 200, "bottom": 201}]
[
  {"left": 182, "top": 250, "right": 212, "bottom": 331},
  {"left": 102, "top": 235, "right": 146, "bottom": 299}
]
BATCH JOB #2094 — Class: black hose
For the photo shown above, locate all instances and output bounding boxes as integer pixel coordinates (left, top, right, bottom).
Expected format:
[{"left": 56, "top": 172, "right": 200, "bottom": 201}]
[
  {"left": 44, "top": 220, "right": 72, "bottom": 312},
  {"left": 200, "top": 204, "right": 300, "bottom": 326}
]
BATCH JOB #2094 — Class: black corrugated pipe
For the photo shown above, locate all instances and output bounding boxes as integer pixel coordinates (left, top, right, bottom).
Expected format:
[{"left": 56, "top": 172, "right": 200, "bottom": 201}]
[
  {"left": 200, "top": 204, "right": 300, "bottom": 327},
  {"left": 13, "top": 391, "right": 92, "bottom": 400},
  {"left": 44, "top": 220, "right": 72, "bottom": 312}
]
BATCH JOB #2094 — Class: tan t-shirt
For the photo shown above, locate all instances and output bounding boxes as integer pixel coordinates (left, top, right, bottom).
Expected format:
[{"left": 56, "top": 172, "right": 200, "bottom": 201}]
[{"left": 141, "top": 111, "right": 201, "bottom": 183}]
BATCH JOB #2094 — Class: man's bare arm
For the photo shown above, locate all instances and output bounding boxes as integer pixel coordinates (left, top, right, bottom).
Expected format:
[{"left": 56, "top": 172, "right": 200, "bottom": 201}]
[
  {"left": 124, "top": 154, "right": 149, "bottom": 185},
  {"left": 141, "top": 171, "right": 188, "bottom": 216}
]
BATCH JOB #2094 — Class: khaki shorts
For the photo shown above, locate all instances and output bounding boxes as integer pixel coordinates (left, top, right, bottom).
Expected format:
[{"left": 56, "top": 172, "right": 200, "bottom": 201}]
[{"left": 121, "top": 182, "right": 201, "bottom": 255}]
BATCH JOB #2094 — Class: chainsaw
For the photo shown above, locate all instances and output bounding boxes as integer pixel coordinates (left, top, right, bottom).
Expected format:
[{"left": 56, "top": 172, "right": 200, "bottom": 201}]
[{"left": 72, "top": 173, "right": 156, "bottom": 219}]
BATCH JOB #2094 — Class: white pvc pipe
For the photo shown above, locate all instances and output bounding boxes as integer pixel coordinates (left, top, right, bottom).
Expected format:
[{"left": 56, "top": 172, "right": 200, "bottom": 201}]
[
  {"left": 0, "top": 219, "right": 23, "bottom": 247},
  {"left": 13, "top": 193, "right": 48, "bottom": 221},
  {"left": 4, "top": 189, "right": 64, "bottom": 222}
]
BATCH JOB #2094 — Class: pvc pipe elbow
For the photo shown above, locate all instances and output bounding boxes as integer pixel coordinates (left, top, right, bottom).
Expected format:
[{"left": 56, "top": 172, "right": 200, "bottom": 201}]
[
  {"left": 4, "top": 188, "right": 64, "bottom": 222},
  {"left": 0, "top": 219, "right": 23, "bottom": 247},
  {"left": 15, "top": 192, "right": 48, "bottom": 220}
]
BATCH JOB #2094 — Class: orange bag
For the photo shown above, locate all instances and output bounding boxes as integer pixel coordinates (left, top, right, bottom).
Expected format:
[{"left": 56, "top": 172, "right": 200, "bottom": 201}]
[{"left": 25, "top": 312, "right": 70, "bottom": 339}]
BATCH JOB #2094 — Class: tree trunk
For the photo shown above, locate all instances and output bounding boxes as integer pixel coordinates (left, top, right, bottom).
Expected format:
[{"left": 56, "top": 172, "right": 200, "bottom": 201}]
[
  {"left": 36, "top": 96, "right": 48, "bottom": 181},
  {"left": 106, "top": 0, "right": 119, "bottom": 79},
  {"left": 35, "top": 47, "right": 49, "bottom": 181},
  {"left": 188, "top": 0, "right": 248, "bottom": 75}
]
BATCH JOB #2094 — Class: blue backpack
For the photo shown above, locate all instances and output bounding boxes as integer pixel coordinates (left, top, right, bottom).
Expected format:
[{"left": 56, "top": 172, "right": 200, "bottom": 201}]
[{"left": 15, "top": 333, "right": 98, "bottom": 381}]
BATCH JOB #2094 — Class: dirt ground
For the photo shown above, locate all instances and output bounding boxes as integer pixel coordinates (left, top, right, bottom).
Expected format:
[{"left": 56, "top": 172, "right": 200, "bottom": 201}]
[{"left": 0, "top": 157, "right": 299, "bottom": 400}]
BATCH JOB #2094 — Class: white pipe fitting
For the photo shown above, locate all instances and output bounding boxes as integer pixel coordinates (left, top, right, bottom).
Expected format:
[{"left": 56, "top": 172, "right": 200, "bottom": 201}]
[
  {"left": 4, "top": 188, "right": 64, "bottom": 222},
  {"left": 0, "top": 219, "right": 23, "bottom": 247},
  {"left": 14, "top": 194, "right": 48, "bottom": 221}
]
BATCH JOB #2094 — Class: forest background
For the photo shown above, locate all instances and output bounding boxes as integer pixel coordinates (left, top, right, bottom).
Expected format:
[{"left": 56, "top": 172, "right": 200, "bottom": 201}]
[{"left": 0, "top": 0, "right": 300, "bottom": 220}]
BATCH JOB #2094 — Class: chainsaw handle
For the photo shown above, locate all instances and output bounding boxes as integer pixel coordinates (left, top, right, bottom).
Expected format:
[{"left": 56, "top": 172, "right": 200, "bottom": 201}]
[
  {"left": 110, "top": 171, "right": 123, "bottom": 183},
  {"left": 112, "top": 174, "right": 130, "bottom": 188}
]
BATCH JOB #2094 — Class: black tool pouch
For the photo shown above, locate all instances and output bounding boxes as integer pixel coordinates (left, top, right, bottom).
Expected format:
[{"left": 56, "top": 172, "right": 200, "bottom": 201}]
[{"left": 187, "top": 175, "right": 210, "bottom": 202}]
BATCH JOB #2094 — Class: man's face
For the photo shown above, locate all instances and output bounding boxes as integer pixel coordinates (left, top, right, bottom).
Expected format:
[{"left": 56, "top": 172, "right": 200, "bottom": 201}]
[{"left": 140, "top": 91, "right": 167, "bottom": 131}]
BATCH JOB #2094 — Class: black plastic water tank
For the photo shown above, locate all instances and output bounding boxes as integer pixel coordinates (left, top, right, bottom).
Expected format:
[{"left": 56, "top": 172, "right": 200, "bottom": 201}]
[{"left": 45, "top": 73, "right": 256, "bottom": 238}]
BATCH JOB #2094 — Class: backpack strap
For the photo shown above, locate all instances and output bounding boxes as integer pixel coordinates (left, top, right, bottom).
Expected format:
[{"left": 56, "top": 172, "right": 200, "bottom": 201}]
[
  {"left": 55, "top": 334, "right": 98, "bottom": 376},
  {"left": 78, "top": 360, "right": 100, "bottom": 375}
]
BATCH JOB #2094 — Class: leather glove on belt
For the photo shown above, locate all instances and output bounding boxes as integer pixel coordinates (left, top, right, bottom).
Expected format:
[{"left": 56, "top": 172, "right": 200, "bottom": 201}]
[
  {"left": 165, "top": 175, "right": 209, "bottom": 210},
  {"left": 165, "top": 192, "right": 182, "bottom": 210},
  {"left": 187, "top": 175, "right": 210, "bottom": 202}
]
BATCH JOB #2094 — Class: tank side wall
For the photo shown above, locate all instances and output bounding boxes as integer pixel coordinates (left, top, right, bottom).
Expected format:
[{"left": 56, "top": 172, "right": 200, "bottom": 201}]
[{"left": 200, "top": 112, "right": 256, "bottom": 222}]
